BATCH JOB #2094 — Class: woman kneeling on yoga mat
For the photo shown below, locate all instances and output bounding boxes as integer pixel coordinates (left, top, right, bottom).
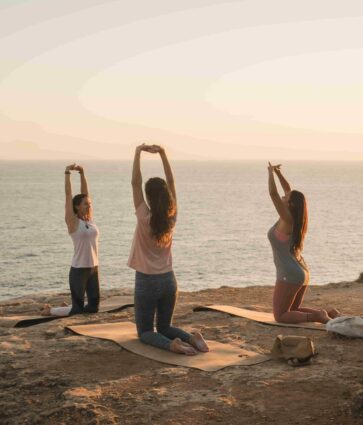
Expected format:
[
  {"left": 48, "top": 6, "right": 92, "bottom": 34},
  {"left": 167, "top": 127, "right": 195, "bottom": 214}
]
[
  {"left": 128, "top": 144, "right": 208, "bottom": 355},
  {"left": 267, "top": 162, "right": 340, "bottom": 324},
  {"left": 41, "top": 164, "right": 100, "bottom": 316}
]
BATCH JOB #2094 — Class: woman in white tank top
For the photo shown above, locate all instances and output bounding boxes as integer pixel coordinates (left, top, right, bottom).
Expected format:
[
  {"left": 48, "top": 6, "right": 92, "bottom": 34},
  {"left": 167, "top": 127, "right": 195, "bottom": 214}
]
[{"left": 41, "top": 164, "right": 100, "bottom": 316}]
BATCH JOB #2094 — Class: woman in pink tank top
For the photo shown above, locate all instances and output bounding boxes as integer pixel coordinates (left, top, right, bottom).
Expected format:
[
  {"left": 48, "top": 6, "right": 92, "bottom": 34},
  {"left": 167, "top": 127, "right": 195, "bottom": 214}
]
[
  {"left": 129, "top": 144, "right": 209, "bottom": 355},
  {"left": 41, "top": 164, "right": 100, "bottom": 317}
]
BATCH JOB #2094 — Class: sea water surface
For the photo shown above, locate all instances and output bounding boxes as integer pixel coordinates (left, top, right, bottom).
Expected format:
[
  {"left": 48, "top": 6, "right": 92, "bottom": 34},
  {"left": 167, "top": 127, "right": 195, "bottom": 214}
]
[{"left": 1, "top": 161, "right": 362, "bottom": 301}]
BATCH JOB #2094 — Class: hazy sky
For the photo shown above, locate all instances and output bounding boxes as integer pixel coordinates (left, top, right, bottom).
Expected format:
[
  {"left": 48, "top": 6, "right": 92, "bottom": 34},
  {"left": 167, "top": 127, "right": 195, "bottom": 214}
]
[{"left": 1, "top": 0, "right": 363, "bottom": 160}]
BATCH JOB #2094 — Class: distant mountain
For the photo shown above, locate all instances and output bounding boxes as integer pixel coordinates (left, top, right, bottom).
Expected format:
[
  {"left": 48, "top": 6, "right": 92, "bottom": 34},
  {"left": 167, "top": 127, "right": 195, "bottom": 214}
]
[
  {"left": 1, "top": 114, "right": 363, "bottom": 161},
  {"left": 0, "top": 141, "right": 97, "bottom": 160}
]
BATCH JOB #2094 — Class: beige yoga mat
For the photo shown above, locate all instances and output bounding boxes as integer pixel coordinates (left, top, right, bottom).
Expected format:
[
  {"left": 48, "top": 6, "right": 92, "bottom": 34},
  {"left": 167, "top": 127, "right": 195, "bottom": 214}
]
[
  {"left": 66, "top": 321, "right": 270, "bottom": 372},
  {"left": 194, "top": 305, "right": 326, "bottom": 331},
  {"left": 0, "top": 296, "right": 134, "bottom": 328}
]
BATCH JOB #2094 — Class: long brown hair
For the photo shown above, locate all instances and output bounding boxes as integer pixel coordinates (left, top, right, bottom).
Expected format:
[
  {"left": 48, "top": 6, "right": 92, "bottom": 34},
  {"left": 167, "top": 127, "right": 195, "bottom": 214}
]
[
  {"left": 288, "top": 190, "right": 308, "bottom": 255},
  {"left": 145, "top": 177, "right": 176, "bottom": 246}
]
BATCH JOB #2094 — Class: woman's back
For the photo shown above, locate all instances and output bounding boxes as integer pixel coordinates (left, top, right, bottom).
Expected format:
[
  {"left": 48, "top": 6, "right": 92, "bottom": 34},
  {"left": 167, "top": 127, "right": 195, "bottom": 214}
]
[{"left": 128, "top": 201, "right": 174, "bottom": 274}]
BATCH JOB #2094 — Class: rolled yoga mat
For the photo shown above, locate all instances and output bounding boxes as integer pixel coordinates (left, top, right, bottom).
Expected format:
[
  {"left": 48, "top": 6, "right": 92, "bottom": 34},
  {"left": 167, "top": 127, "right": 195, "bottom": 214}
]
[
  {"left": 66, "top": 321, "right": 270, "bottom": 372},
  {"left": 0, "top": 295, "right": 134, "bottom": 328},
  {"left": 193, "top": 305, "right": 325, "bottom": 331}
]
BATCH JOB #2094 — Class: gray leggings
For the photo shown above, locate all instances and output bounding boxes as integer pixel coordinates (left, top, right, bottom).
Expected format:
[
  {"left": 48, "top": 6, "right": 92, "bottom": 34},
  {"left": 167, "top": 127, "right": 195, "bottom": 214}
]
[{"left": 134, "top": 270, "right": 191, "bottom": 351}]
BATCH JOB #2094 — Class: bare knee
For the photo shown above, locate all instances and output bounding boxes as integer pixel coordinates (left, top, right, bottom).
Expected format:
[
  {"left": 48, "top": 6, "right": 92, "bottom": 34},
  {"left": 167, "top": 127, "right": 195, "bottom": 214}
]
[
  {"left": 274, "top": 313, "right": 282, "bottom": 323},
  {"left": 273, "top": 311, "right": 288, "bottom": 323}
]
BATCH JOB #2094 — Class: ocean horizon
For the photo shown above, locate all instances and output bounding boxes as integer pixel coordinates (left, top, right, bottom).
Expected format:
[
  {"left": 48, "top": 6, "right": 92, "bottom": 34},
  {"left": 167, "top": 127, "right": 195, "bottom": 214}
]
[{"left": 1, "top": 160, "right": 362, "bottom": 301}]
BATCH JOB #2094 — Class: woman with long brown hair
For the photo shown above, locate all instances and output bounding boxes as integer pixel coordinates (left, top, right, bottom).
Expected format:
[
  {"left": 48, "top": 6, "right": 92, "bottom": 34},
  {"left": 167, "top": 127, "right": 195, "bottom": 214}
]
[
  {"left": 268, "top": 162, "right": 339, "bottom": 324},
  {"left": 128, "top": 144, "right": 208, "bottom": 355}
]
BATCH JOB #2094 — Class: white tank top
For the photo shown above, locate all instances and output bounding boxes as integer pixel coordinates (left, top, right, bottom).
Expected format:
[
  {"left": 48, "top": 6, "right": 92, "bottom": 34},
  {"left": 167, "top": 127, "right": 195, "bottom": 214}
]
[{"left": 70, "top": 219, "right": 99, "bottom": 268}]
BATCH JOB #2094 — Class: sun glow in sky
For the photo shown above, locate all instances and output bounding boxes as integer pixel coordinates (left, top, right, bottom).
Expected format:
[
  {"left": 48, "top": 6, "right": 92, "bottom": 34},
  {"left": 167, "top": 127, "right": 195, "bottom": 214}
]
[{"left": 1, "top": 0, "right": 363, "bottom": 160}]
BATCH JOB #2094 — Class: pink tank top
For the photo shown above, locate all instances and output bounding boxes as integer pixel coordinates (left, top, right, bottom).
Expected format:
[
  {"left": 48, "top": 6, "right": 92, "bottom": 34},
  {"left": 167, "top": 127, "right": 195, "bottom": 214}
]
[
  {"left": 274, "top": 227, "right": 290, "bottom": 242},
  {"left": 70, "top": 219, "right": 99, "bottom": 268},
  {"left": 128, "top": 201, "right": 174, "bottom": 274}
]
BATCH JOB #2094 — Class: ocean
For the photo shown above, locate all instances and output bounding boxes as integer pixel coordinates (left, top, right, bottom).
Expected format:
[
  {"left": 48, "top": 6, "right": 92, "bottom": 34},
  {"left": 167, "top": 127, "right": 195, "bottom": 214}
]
[{"left": 1, "top": 160, "right": 362, "bottom": 301}]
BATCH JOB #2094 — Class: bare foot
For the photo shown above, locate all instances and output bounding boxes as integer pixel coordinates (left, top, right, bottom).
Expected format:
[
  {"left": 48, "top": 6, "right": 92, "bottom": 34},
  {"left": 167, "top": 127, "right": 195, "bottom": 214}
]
[
  {"left": 327, "top": 308, "right": 341, "bottom": 319},
  {"left": 40, "top": 304, "right": 51, "bottom": 316},
  {"left": 317, "top": 309, "right": 331, "bottom": 324},
  {"left": 189, "top": 332, "right": 209, "bottom": 352},
  {"left": 170, "top": 338, "right": 198, "bottom": 356}
]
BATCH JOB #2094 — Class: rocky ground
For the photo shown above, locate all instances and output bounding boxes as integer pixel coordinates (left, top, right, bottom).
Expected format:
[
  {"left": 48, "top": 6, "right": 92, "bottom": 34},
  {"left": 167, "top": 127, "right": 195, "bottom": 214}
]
[{"left": 0, "top": 280, "right": 362, "bottom": 425}]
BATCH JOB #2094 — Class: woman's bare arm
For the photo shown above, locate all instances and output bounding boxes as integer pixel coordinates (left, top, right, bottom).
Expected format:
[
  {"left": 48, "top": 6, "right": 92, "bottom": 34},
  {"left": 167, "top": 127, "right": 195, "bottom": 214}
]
[
  {"left": 274, "top": 165, "right": 291, "bottom": 195},
  {"left": 159, "top": 147, "right": 176, "bottom": 203},
  {"left": 131, "top": 145, "right": 145, "bottom": 209},
  {"left": 75, "top": 165, "right": 89, "bottom": 195},
  {"left": 65, "top": 164, "right": 77, "bottom": 232},
  {"left": 147, "top": 145, "right": 176, "bottom": 204},
  {"left": 268, "top": 162, "right": 292, "bottom": 224}
]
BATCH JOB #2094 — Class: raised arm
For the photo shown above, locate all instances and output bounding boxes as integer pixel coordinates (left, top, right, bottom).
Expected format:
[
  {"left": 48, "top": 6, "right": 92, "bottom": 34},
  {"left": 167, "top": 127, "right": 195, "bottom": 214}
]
[
  {"left": 64, "top": 164, "right": 77, "bottom": 233},
  {"left": 274, "top": 165, "right": 291, "bottom": 195},
  {"left": 75, "top": 165, "right": 89, "bottom": 195},
  {"left": 268, "top": 162, "right": 292, "bottom": 224},
  {"left": 131, "top": 145, "right": 145, "bottom": 209},
  {"left": 151, "top": 145, "right": 176, "bottom": 203}
]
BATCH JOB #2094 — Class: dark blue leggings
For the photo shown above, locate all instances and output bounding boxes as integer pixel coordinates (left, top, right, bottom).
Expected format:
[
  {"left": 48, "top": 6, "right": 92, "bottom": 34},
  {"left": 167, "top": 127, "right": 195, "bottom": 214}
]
[
  {"left": 69, "top": 266, "right": 100, "bottom": 315},
  {"left": 134, "top": 270, "right": 191, "bottom": 351}
]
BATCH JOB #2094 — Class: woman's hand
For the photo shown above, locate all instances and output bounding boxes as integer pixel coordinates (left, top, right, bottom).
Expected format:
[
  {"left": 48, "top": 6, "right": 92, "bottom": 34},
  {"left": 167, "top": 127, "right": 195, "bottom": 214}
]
[
  {"left": 273, "top": 163, "right": 282, "bottom": 173},
  {"left": 74, "top": 164, "right": 84, "bottom": 174},
  {"left": 136, "top": 143, "right": 164, "bottom": 154},
  {"left": 136, "top": 143, "right": 151, "bottom": 153},
  {"left": 149, "top": 144, "right": 165, "bottom": 154},
  {"left": 65, "top": 163, "right": 76, "bottom": 172},
  {"left": 268, "top": 162, "right": 281, "bottom": 173}
]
